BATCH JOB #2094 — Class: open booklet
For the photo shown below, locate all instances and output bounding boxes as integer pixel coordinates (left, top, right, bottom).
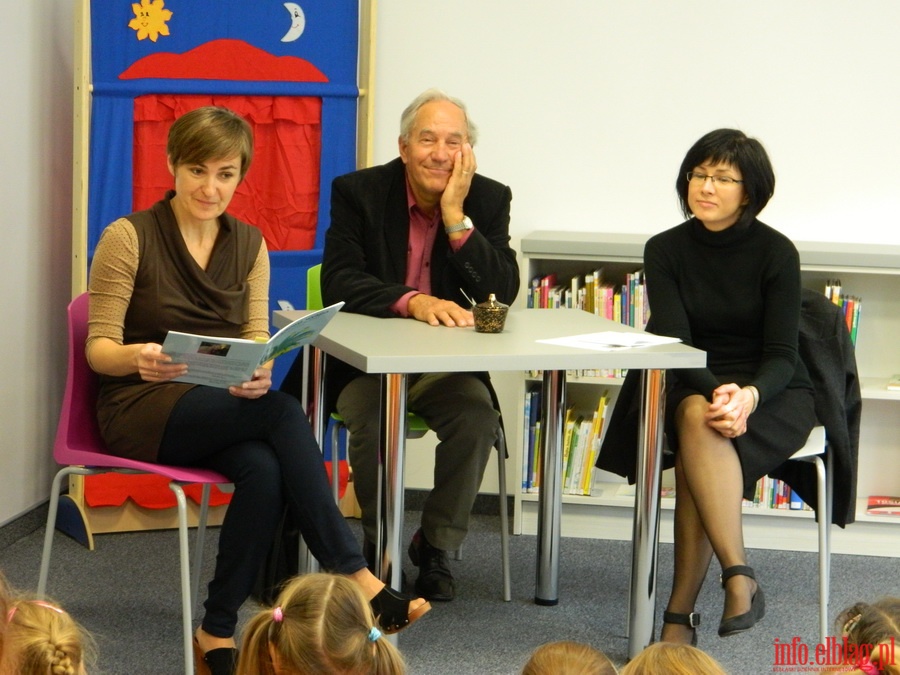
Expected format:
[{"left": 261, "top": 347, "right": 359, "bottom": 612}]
[{"left": 161, "top": 301, "right": 344, "bottom": 389}]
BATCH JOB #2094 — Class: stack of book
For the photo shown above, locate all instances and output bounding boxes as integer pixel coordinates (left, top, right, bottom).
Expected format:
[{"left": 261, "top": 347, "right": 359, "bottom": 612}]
[
  {"left": 527, "top": 268, "right": 648, "bottom": 379},
  {"left": 743, "top": 476, "right": 810, "bottom": 511},
  {"left": 527, "top": 269, "right": 649, "bottom": 330},
  {"left": 824, "top": 279, "right": 861, "bottom": 345},
  {"left": 521, "top": 390, "right": 611, "bottom": 496}
]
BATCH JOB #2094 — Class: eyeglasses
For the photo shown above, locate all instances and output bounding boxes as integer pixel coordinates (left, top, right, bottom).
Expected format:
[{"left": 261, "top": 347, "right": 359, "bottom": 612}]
[{"left": 686, "top": 171, "right": 744, "bottom": 186}]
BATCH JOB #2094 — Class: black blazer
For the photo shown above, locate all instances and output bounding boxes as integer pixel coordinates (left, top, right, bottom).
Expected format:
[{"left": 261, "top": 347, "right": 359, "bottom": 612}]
[{"left": 283, "top": 158, "right": 519, "bottom": 415}]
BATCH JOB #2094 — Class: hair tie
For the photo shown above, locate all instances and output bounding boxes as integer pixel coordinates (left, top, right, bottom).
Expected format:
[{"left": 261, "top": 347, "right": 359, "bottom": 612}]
[
  {"left": 273, "top": 606, "right": 284, "bottom": 623},
  {"left": 32, "top": 601, "right": 65, "bottom": 615},
  {"left": 843, "top": 613, "right": 863, "bottom": 636},
  {"left": 6, "top": 601, "right": 65, "bottom": 624},
  {"left": 367, "top": 626, "right": 382, "bottom": 642},
  {"left": 858, "top": 656, "right": 880, "bottom": 675}
]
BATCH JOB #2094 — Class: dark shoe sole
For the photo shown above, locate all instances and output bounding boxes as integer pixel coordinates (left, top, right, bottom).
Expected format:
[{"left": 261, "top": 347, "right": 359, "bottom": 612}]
[{"left": 718, "top": 586, "right": 765, "bottom": 637}]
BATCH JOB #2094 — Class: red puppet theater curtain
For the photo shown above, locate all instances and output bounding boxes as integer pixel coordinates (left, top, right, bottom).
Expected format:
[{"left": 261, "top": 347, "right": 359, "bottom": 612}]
[{"left": 133, "top": 94, "right": 322, "bottom": 252}]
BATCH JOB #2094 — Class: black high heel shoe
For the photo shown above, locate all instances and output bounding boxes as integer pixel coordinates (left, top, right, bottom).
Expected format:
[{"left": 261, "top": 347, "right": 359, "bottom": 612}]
[
  {"left": 718, "top": 565, "right": 765, "bottom": 637},
  {"left": 662, "top": 611, "right": 700, "bottom": 646},
  {"left": 369, "top": 585, "right": 432, "bottom": 634}
]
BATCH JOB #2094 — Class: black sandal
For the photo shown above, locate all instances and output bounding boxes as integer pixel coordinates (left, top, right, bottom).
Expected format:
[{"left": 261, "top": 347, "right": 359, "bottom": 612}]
[
  {"left": 369, "top": 585, "right": 431, "bottom": 634},
  {"left": 662, "top": 610, "right": 700, "bottom": 646},
  {"left": 718, "top": 565, "right": 765, "bottom": 637}
]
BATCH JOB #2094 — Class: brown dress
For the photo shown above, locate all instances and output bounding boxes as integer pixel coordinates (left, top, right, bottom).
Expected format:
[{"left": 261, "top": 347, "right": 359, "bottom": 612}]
[{"left": 87, "top": 192, "right": 268, "bottom": 462}]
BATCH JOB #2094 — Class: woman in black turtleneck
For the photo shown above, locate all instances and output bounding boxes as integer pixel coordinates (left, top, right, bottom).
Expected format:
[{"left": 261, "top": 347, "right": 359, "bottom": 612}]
[{"left": 645, "top": 129, "right": 815, "bottom": 645}]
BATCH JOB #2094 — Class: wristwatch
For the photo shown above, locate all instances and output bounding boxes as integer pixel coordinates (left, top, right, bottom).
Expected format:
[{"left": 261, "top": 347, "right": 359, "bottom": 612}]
[{"left": 445, "top": 216, "right": 474, "bottom": 234}]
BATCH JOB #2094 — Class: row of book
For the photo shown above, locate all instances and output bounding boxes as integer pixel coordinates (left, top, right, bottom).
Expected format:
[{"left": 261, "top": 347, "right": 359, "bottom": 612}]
[
  {"left": 528, "top": 269, "right": 647, "bottom": 379},
  {"left": 528, "top": 272, "right": 860, "bottom": 347},
  {"left": 741, "top": 490, "right": 900, "bottom": 518},
  {"left": 527, "top": 269, "right": 649, "bottom": 329},
  {"left": 823, "top": 279, "right": 860, "bottom": 345},
  {"left": 521, "top": 389, "right": 611, "bottom": 496},
  {"left": 742, "top": 475, "right": 811, "bottom": 511}
]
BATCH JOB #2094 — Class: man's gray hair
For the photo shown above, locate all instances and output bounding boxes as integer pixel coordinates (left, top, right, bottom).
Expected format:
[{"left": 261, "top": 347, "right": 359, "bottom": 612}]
[{"left": 399, "top": 88, "right": 479, "bottom": 146}]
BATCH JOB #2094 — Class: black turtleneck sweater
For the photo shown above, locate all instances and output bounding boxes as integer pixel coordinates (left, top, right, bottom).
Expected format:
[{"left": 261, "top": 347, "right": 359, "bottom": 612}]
[{"left": 644, "top": 217, "right": 812, "bottom": 404}]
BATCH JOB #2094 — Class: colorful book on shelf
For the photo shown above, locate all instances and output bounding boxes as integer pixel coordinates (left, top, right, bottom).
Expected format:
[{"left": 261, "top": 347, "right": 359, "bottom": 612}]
[
  {"left": 522, "top": 390, "right": 533, "bottom": 490},
  {"left": 823, "top": 280, "right": 861, "bottom": 345},
  {"left": 531, "top": 422, "right": 542, "bottom": 494},
  {"left": 866, "top": 495, "right": 900, "bottom": 516},
  {"left": 539, "top": 273, "right": 557, "bottom": 308},
  {"left": 522, "top": 388, "right": 542, "bottom": 492},
  {"left": 582, "top": 391, "right": 611, "bottom": 495},
  {"left": 528, "top": 276, "right": 541, "bottom": 308},
  {"left": 560, "top": 408, "right": 579, "bottom": 492}
]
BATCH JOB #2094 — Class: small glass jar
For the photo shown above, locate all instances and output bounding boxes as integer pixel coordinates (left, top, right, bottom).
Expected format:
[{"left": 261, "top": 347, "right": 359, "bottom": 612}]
[{"left": 473, "top": 294, "right": 509, "bottom": 333}]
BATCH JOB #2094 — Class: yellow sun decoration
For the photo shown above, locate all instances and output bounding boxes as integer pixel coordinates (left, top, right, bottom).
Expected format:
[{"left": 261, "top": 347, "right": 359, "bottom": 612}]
[{"left": 129, "top": 0, "right": 172, "bottom": 42}]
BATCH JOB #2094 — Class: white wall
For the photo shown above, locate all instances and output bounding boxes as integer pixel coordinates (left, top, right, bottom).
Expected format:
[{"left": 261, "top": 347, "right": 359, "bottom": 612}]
[
  {"left": 372, "top": 1, "right": 900, "bottom": 245},
  {"left": 0, "top": 0, "right": 76, "bottom": 524}
]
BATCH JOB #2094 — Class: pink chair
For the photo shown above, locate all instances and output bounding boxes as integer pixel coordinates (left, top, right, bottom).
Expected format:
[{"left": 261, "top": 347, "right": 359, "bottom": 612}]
[{"left": 38, "top": 292, "right": 231, "bottom": 675}]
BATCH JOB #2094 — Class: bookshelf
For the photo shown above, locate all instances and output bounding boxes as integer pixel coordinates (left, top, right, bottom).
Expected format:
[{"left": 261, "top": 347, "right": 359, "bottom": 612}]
[{"left": 512, "top": 231, "right": 900, "bottom": 557}]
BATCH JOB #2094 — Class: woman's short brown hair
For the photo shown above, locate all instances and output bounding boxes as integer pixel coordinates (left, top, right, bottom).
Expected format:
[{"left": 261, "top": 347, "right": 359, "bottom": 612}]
[{"left": 166, "top": 106, "right": 254, "bottom": 180}]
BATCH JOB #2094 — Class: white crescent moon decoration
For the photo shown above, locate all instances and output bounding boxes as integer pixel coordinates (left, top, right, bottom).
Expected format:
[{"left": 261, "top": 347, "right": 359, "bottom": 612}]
[{"left": 281, "top": 2, "right": 305, "bottom": 42}]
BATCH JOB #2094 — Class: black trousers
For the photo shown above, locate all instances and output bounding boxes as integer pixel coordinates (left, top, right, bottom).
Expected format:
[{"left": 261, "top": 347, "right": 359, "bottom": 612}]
[{"left": 158, "top": 387, "right": 367, "bottom": 637}]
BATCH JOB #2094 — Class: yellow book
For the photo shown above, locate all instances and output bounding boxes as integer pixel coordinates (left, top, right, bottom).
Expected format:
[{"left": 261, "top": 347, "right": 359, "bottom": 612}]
[{"left": 579, "top": 392, "right": 607, "bottom": 494}]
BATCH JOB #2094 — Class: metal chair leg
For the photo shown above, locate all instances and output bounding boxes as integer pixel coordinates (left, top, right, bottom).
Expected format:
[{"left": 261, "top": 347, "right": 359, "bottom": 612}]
[
  {"left": 38, "top": 466, "right": 94, "bottom": 598},
  {"left": 191, "top": 483, "right": 211, "bottom": 611},
  {"left": 169, "top": 483, "right": 195, "bottom": 675}
]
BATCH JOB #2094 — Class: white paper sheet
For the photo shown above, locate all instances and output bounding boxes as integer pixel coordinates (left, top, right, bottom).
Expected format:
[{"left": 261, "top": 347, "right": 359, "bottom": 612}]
[{"left": 537, "top": 331, "right": 681, "bottom": 351}]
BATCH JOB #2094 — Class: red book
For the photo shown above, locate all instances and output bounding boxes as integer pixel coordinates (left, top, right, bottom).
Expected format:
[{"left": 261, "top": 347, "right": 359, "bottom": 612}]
[
  {"left": 866, "top": 495, "right": 900, "bottom": 516},
  {"left": 540, "top": 274, "right": 557, "bottom": 309}
]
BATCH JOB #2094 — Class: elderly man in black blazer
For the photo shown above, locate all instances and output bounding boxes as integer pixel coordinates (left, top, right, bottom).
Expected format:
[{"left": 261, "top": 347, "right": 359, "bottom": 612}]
[{"left": 304, "top": 88, "right": 518, "bottom": 601}]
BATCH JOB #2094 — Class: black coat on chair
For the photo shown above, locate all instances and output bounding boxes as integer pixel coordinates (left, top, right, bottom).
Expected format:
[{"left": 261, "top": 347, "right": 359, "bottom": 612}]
[{"left": 769, "top": 289, "right": 861, "bottom": 527}]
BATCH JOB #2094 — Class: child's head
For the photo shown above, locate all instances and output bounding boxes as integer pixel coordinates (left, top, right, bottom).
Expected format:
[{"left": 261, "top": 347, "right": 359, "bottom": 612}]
[
  {"left": 2, "top": 598, "right": 93, "bottom": 675},
  {"left": 833, "top": 597, "right": 900, "bottom": 675},
  {"left": 0, "top": 572, "right": 10, "bottom": 665},
  {"left": 237, "top": 573, "right": 406, "bottom": 675},
  {"left": 522, "top": 640, "right": 617, "bottom": 674},
  {"left": 619, "top": 642, "right": 728, "bottom": 675}
]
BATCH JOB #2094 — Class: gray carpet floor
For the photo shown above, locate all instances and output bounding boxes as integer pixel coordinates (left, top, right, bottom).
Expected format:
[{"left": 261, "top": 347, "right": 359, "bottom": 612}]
[{"left": 1, "top": 507, "right": 897, "bottom": 675}]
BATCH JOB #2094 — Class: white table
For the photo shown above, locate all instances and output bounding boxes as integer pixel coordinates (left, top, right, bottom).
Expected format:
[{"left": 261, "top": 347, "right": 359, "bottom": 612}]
[{"left": 274, "top": 308, "right": 705, "bottom": 656}]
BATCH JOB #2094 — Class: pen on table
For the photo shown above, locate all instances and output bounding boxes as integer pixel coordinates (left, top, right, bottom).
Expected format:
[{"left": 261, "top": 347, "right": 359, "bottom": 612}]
[{"left": 459, "top": 287, "right": 476, "bottom": 307}]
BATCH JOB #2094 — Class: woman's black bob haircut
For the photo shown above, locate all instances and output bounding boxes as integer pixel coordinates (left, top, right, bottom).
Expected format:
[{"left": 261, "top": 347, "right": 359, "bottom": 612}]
[{"left": 675, "top": 128, "right": 775, "bottom": 229}]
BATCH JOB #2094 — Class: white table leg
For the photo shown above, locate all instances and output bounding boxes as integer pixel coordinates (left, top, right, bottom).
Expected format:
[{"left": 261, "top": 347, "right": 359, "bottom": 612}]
[
  {"left": 378, "top": 372, "right": 408, "bottom": 593},
  {"left": 534, "top": 368, "right": 566, "bottom": 604},
  {"left": 628, "top": 368, "right": 667, "bottom": 658}
]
